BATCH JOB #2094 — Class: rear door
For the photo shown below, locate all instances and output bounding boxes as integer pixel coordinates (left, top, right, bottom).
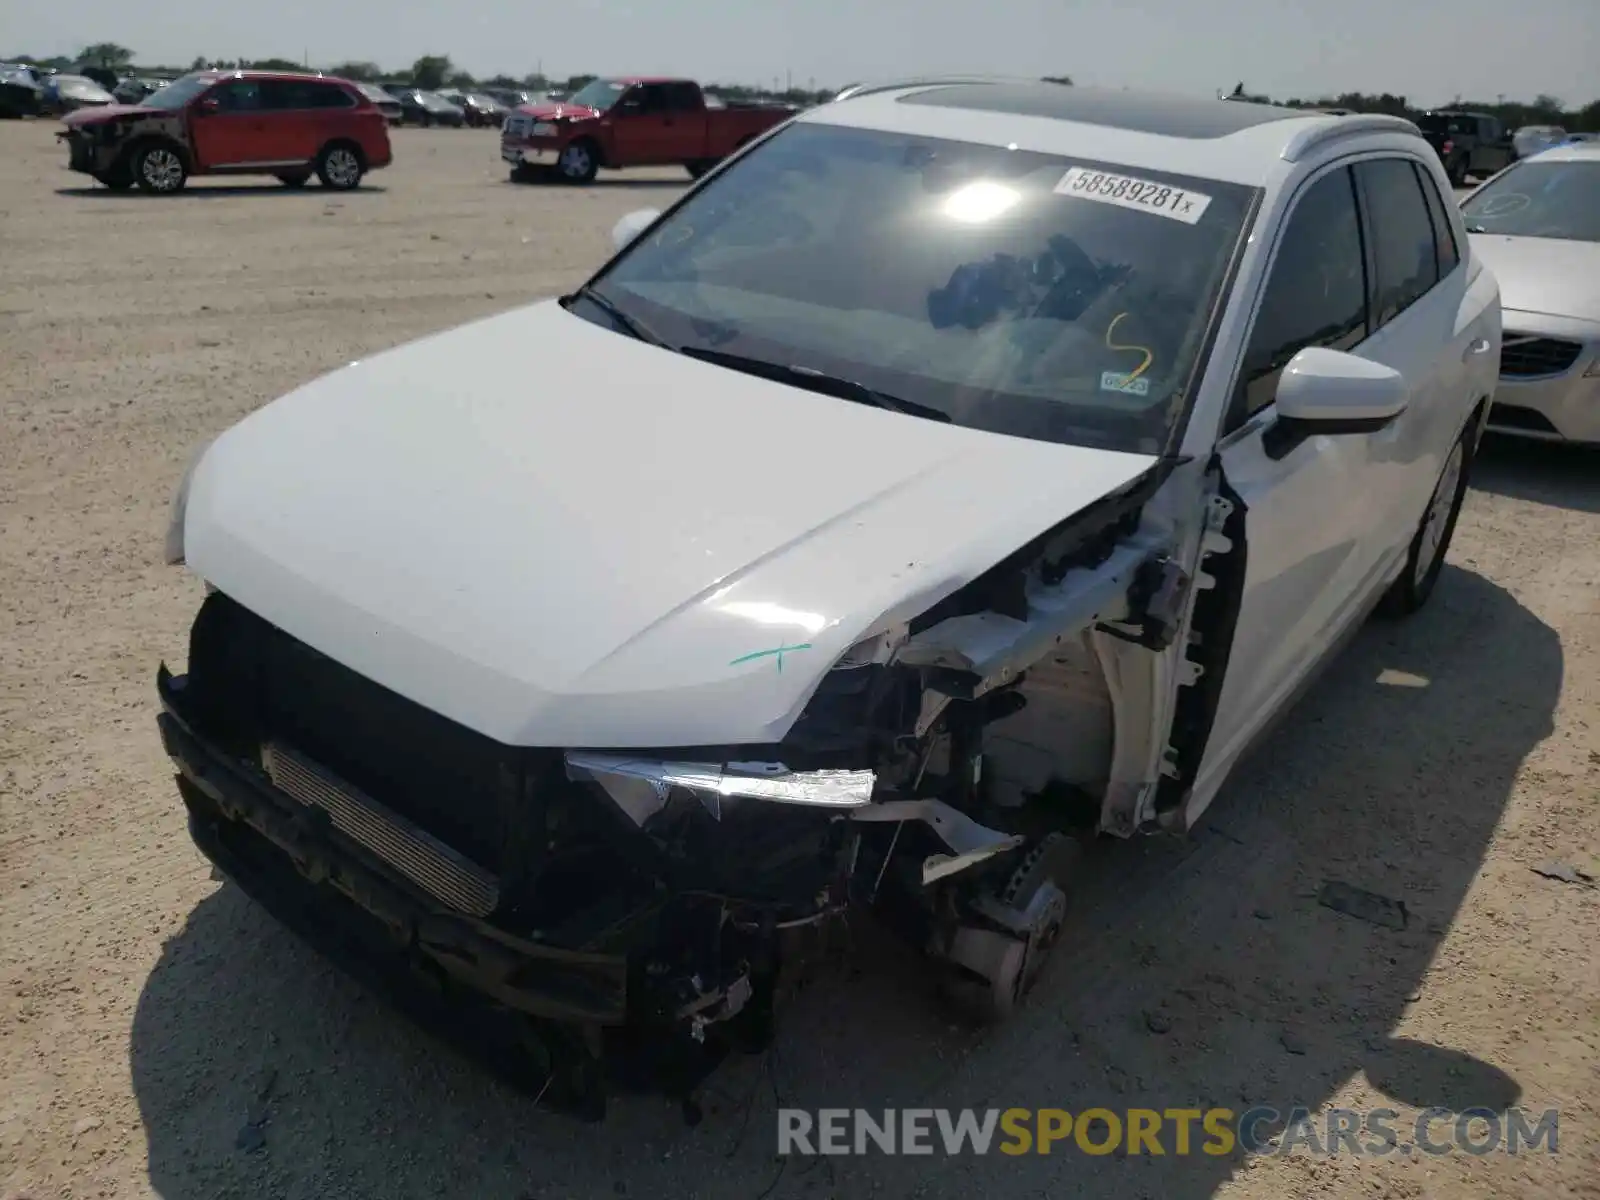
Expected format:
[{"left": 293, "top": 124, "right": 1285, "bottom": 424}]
[
  {"left": 257, "top": 79, "right": 331, "bottom": 164},
  {"left": 189, "top": 79, "right": 273, "bottom": 168},
  {"left": 658, "top": 81, "right": 710, "bottom": 159}
]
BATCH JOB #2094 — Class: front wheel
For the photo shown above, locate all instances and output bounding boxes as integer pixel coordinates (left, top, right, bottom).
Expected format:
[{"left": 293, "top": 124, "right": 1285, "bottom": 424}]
[
  {"left": 556, "top": 140, "right": 598, "bottom": 184},
  {"left": 1379, "top": 424, "right": 1475, "bottom": 617},
  {"left": 315, "top": 144, "right": 364, "bottom": 190},
  {"left": 132, "top": 142, "right": 188, "bottom": 194}
]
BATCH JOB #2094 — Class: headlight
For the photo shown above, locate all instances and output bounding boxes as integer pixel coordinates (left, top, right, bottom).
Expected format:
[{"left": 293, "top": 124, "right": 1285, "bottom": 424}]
[
  {"left": 531, "top": 121, "right": 558, "bottom": 137},
  {"left": 163, "top": 439, "right": 213, "bottom": 566}
]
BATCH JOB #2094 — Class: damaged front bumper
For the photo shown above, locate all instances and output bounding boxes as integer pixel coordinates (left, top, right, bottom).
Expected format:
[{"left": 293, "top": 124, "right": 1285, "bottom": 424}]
[{"left": 156, "top": 661, "right": 1033, "bottom": 1119}]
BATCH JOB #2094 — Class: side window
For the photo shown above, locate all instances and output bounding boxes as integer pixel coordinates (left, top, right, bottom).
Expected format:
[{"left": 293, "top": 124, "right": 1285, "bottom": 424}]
[
  {"left": 1413, "top": 160, "right": 1461, "bottom": 278},
  {"left": 631, "top": 84, "right": 668, "bottom": 113},
  {"left": 209, "top": 81, "right": 262, "bottom": 112},
  {"left": 308, "top": 83, "right": 355, "bottom": 109},
  {"left": 1233, "top": 166, "right": 1368, "bottom": 424},
  {"left": 1355, "top": 158, "right": 1441, "bottom": 328},
  {"left": 662, "top": 83, "right": 700, "bottom": 111}
]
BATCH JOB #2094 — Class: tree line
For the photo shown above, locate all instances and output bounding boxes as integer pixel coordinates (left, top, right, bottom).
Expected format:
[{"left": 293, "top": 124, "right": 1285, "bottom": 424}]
[{"left": 10, "top": 44, "right": 1600, "bottom": 129}]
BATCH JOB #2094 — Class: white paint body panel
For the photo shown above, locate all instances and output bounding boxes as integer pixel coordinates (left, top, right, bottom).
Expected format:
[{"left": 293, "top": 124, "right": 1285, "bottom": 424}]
[{"left": 183, "top": 300, "right": 1156, "bottom": 747}]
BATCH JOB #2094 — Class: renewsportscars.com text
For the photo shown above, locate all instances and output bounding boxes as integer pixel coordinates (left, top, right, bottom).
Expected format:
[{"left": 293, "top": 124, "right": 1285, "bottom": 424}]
[{"left": 777, "top": 1106, "right": 1560, "bottom": 1157}]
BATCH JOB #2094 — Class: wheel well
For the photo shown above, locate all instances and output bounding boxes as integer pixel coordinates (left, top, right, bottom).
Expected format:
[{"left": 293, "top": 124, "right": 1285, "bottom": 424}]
[{"left": 320, "top": 138, "right": 365, "bottom": 169}]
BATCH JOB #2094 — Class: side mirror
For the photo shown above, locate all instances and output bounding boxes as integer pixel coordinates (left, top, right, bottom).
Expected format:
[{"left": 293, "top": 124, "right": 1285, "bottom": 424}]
[
  {"left": 1275, "top": 346, "right": 1409, "bottom": 430},
  {"left": 195, "top": 97, "right": 220, "bottom": 115},
  {"left": 611, "top": 208, "right": 661, "bottom": 252}
]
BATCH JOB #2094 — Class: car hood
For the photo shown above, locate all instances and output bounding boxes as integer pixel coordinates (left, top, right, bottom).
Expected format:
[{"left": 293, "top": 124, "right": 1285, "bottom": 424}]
[
  {"left": 513, "top": 102, "right": 601, "bottom": 121},
  {"left": 1469, "top": 234, "right": 1600, "bottom": 323},
  {"left": 183, "top": 300, "right": 1158, "bottom": 748},
  {"left": 61, "top": 102, "right": 155, "bottom": 126}
]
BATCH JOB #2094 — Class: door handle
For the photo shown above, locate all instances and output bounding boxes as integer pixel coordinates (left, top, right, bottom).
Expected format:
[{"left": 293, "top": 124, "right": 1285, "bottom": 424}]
[{"left": 1464, "top": 337, "right": 1492, "bottom": 360}]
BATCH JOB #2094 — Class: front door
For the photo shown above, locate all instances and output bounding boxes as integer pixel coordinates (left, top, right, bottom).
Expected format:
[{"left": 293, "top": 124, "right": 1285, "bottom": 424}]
[
  {"left": 1201, "top": 153, "right": 1472, "bottom": 781},
  {"left": 1204, "top": 164, "right": 1390, "bottom": 766},
  {"left": 188, "top": 79, "right": 275, "bottom": 168},
  {"left": 608, "top": 83, "right": 696, "bottom": 165}
]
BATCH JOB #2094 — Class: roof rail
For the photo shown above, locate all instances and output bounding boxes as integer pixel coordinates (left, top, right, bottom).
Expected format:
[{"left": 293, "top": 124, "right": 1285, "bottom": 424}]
[
  {"left": 830, "top": 74, "right": 1040, "bottom": 103},
  {"left": 1280, "top": 113, "right": 1422, "bottom": 162}
]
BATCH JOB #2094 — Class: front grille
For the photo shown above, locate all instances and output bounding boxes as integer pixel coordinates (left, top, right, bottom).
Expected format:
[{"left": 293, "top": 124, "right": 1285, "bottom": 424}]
[
  {"left": 1500, "top": 335, "right": 1584, "bottom": 378},
  {"left": 263, "top": 742, "right": 500, "bottom": 915},
  {"left": 188, "top": 592, "right": 522, "bottom": 875}
]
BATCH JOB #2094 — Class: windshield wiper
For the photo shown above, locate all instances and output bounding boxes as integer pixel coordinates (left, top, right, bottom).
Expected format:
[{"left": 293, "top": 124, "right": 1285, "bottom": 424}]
[
  {"left": 679, "top": 347, "right": 951, "bottom": 423},
  {"left": 572, "top": 285, "right": 676, "bottom": 350}
]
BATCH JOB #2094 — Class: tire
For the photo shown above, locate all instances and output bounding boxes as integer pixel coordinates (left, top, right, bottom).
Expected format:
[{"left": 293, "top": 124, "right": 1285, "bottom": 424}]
[
  {"left": 131, "top": 141, "right": 188, "bottom": 194},
  {"left": 315, "top": 143, "right": 364, "bottom": 190},
  {"left": 1378, "top": 422, "right": 1475, "bottom": 617},
  {"left": 1447, "top": 154, "right": 1469, "bottom": 188},
  {"left": 276, "top": 172, "right": 310, "bottom": 188},
  {"left": 556, "top": 139, "right": 599, "bottom": 184}
]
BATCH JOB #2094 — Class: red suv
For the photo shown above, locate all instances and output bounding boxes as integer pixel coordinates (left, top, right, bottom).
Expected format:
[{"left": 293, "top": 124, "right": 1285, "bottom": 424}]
[{"left": 58, "top": 70, "right": 393, "bottom": 193}]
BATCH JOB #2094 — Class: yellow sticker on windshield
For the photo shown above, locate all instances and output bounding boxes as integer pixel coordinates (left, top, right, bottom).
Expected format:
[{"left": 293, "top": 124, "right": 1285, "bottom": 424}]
[{"left": 1055, "top": 167, "right": 1213, "bottom": 224}]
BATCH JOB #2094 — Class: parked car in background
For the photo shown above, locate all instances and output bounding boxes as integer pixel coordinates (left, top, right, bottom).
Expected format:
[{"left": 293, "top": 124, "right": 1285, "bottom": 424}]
[
  {"left": 1417, "top": 110, "right": 1515, "bottom": 186},
  {"left": 354, "top": 82, "right": 402, "bottom": 124},
  {"left": 500, "top": 76, "right": 798, "bottom": 182},
  {"left": 112, "top": 77, "right": 169, "bottom": 105},
  {"left": 58, "top": 69, "right": 392, "bottom": 193},
  {"left": 1462, "top": 143, "right": 1600, "bottom": 444},
  {"left": 40, "top": 73, "right": 115, "bottom": 116},
  {"left": 1511, "top": 125, "right": 1567, "bottom": 160},
  {"left": 483, "top": 88, "right": 537, "bottom": 111},
  {"left": 389, "top": 88, "right": 465, "bottom": 127},
  {"left": 0, "top": 65, "right": 43, "bottom": 118},
  {"left": 158, "top": 84, "right": 1497, "bottom": 1118},
  {"left": 1564, "top": 132, "right": 1598, "bottom": 144},
  {"left": 439, "top": 89, "right": 503, "bottom": 127}
]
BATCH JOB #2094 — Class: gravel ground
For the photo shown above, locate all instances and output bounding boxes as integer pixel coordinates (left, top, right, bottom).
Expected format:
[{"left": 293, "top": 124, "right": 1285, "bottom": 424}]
[{"left": 1, "top": 121, "right": 1597, "bottom": 1200}]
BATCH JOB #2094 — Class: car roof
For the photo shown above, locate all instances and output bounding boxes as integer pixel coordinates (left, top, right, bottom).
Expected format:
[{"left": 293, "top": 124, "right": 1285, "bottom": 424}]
[
  {"left": 1524, "top": 142, "right": 1600, "bottom": 163},
  {"left": 802, "top": 81, "right": 1411, "bottom": 186},
  {"left": 197, "top": 69, "right": 346, "bottom": 84}
]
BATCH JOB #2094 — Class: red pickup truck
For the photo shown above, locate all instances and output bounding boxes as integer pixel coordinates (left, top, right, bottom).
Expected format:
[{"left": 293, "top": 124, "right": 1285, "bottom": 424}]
[{"left": 500, "top": 77, "right": 799, "bottom": 184}]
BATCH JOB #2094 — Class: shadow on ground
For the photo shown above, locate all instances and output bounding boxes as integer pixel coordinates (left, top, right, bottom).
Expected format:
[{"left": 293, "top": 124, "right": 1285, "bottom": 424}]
[
  {"left": 131, "top": 566, "right": 1557, "bottom": 1199},
  {"left": 1470, "top": 435, "right": 1600, "bottom": 514},
  {"left": 508, "top": 169, "right": 690, "bottom": 189},
  {"left": 54, "top": 185, "right": 389, "bottom": 199}
]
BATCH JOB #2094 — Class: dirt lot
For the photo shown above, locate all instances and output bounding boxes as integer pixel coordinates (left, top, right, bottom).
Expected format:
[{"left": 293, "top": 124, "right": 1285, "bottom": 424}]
[{"left": 1, "top": 119, "right": 1597, "bottom": 1200}]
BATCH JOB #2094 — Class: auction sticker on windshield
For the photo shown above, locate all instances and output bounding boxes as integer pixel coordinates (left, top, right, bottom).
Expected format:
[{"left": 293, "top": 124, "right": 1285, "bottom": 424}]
[{"left": 1054, "top": 167, "right": 1214, "bottom": 224}]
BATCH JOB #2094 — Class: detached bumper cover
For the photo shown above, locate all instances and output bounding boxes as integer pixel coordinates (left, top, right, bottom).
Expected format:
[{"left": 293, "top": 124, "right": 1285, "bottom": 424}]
[{"left": 156, "top": 664, "right": 628, "bottom": 1025}]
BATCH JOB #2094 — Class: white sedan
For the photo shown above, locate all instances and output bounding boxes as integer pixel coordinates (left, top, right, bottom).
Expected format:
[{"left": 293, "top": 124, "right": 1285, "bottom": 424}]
[
  {"left": 157, "top": 81, "right": 1499, "bottom": 1117},
  {"left": 1462, "top": 141, "right": 1600, "bottom": 443}
]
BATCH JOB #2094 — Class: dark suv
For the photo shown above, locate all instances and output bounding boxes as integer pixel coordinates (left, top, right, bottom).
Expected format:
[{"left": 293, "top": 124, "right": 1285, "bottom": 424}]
[
  {"left": 1417, "top": 110, "right": 1515, "bottom": 186},
  {"left": 58, "top": 69, "right": 392, "bottom": 193}
]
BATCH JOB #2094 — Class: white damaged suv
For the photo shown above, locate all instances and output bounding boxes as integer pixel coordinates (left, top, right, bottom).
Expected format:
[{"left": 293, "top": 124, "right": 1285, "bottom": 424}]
[{"left": 157, "top": 80, "right": 1500, "bottom": 1119}]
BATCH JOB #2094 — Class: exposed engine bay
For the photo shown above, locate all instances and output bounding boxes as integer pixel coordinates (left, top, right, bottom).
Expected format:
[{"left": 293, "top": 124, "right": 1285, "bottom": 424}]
[{"left": 157, "top": 457, "right": 1245, "bottom": 1121}]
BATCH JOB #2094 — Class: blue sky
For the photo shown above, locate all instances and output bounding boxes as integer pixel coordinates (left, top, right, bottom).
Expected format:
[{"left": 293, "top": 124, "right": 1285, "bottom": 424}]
[{"left": 8, "top": 0, "right": 1597, "bottom": 106}]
